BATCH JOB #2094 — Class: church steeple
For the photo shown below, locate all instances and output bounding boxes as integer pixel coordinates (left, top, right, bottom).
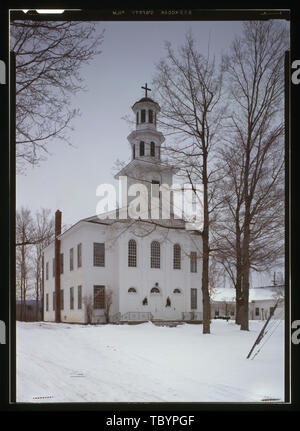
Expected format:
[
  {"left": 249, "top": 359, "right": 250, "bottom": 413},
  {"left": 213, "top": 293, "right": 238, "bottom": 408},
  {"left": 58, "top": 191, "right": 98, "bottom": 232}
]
[
  {"left": 128, "top": 85, "right": 165, "bottom": 161},
  {"left": 115, "top": 86, "right": 176, "bottom": 211}
]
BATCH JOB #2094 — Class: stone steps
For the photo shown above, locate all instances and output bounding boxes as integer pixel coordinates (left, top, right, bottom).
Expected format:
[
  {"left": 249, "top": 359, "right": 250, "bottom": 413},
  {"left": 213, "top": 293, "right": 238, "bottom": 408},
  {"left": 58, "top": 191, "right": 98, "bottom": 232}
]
[{"left": 151, "top": 320, "right": 185, "bottom": 327}]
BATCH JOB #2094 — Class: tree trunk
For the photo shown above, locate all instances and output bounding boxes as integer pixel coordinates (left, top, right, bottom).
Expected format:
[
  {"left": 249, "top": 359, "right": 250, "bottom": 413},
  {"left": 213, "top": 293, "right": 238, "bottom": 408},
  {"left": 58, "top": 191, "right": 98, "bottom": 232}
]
[
  {"left": 239, "top": 134, "right": 251, "bottom": 331},
  {"left": 240, "top": 204, "right": 251, "bottom": 331},
  {"left": 20, "top": 279, "right": 23, "bottom": 321},
  {"left": 235, "top": 266, "right": 242, "bottom": 324},
  {"left": 201, "top": 152, "right": 211, "bottom": 334},
  {"left": 23, "top": 281, "right": 27, "bottom": 321},
  {"left": 234, "top": 210, "right": 242, "bottom": 324},
  {"left": 240, "top": 269, "right": 250, "bottom": 330},
  {"left": 35, "top": 278, "right": 39, "bottom": 321},
  {"left": 20, "top": 242, "right": 25, "bottom": 321}
]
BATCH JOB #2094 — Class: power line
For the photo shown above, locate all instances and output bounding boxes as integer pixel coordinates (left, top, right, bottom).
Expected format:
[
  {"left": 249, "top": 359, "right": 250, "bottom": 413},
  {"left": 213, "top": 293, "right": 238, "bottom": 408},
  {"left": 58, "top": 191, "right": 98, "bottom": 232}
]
[{"left": 250, "top": 311, "right": 284, "bottom": 360}]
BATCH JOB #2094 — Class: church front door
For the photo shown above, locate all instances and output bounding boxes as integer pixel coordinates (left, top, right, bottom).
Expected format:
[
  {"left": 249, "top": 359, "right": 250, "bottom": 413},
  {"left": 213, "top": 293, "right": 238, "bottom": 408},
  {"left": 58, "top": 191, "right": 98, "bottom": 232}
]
[{"left": 149, "top": 294, "right": 176, "bottom": 321}]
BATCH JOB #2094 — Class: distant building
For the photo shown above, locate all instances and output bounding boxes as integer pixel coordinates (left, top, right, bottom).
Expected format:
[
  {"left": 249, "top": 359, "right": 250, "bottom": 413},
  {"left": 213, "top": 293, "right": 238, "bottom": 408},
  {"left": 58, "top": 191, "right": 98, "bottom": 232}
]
[{"left": 210, "top": 285, "right": 284, "bottom": 320}]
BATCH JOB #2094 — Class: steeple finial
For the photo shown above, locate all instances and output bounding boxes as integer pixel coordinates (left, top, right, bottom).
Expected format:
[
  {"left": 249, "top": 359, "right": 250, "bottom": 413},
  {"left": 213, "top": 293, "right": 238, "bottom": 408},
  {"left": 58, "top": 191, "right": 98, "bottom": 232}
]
[{"left": 141, "top": 83, "right": 151, "bottom": 98}]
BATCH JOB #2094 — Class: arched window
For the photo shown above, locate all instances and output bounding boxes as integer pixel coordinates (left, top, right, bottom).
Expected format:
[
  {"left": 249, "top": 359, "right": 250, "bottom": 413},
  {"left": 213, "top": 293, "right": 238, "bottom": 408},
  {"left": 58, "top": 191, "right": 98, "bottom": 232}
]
[
  {"left": 139, "top": 141, "right": 145, "bottom": 156},
  {"left": 173, "top": 244, "right": 181, "bottom": 269},
  {"left": 151, "top": 241, "right": 160, "bottom": 268},
  {"left": 132, "top": 144, "right": 135, "bottom": 159},
  {"left": 141, "top": 109, "right": 146, "bottom": 123},
  {"left": 150, "top": 142, "right": 155, "bottom": 157},
  {"left": 173, "top": 288, "right": 181, "bottom": 294},
  {"left": 150, "top": 287, "right": 160, "bottom": 294},
  {"left": 128, "top": 239, "right": 137, "bottom": 267},
  {"left": 136, "top": 111, "right": 139, "bottom": 125},
  {"left": 128, "top": 287, "right": 137, "bottom": 293},
  {"left": 148, "top": 109, "right": 153, "bottom": 123}
]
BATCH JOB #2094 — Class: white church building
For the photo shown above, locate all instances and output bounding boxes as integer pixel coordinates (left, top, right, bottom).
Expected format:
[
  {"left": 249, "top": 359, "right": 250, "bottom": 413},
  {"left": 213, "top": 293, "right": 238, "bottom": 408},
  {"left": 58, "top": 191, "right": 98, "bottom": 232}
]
[{"left": 43, "top": 89, "right": 203, "bottom": 324}]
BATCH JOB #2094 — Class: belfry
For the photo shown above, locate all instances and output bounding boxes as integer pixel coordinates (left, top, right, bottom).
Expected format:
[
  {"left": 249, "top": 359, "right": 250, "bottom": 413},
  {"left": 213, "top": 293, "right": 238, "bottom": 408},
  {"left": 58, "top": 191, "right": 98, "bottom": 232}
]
[{"left": 115, "top": 84, "right": 175, "bottom": 214}]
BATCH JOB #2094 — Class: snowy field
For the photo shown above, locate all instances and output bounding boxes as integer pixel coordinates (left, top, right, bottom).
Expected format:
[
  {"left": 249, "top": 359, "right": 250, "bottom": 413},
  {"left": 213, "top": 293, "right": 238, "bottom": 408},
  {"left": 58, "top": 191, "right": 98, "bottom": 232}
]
[{"left": 17, "top": 320, "right": 285, "bottom": 403}]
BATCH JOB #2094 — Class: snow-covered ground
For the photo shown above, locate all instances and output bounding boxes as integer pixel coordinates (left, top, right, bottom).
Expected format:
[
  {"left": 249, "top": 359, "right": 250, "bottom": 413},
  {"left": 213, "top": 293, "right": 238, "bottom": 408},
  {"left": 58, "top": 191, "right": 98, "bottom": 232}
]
[{"left": 17, "top": 320, "right": 285, "bottom": 403}]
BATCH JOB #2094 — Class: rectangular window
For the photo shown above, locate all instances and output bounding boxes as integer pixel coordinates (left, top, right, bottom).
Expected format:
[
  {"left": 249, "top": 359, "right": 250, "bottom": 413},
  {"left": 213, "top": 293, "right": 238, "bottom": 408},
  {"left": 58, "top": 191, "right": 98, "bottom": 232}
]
[
  {"left": 151, "top": 180, "right": 160, "bottom": 198},
  {"left": 150, "top": 142, "right": 155, "bottom": 156},
  {"left": 133, "top": 145, "right": 135, "bottom": 159},
  {"left": 77, "top": 243, "right": 82, "bottom": 268},
  {"left": 78, "top": 286, "right": 82, "bottom": 310},
  {"left": 141, "top": 109, "right": 146, "bottom": 123},
  {"left": 148, "top": 109, "right": 153, "bottom": 123},
  {"left": 60, "top": 289, "right": 64, "bottom": 310},
  {"left": 46, "top": 293, "right": 49, "bottom": 312},
  {"left": 270, "top": 306, "right": 274, "bottom": 316},
  {"left": 70, "top": 248, "right": 74, "bottom": 271},
  {"left": 173, "top": 245, "right": 181, "bottom": 269},
  {"left": 53, "top": 292, "right": 56, "bottom": 311},
  {"left": 70, "top": 287, "right": 74, "bottom": 310},
  {"left": 255, "top": 307, "right": 259, "bottom": 316},
  {"left": 52, "top": 258, "right": 55, "bottom": 277},
  {"left": 191, "top": 288, "right": 197, "bottom": 310},
  {"left": 128, "top": 240, "right": 137, "bottom": 267},
  {"left": 151, "top": 242, "right": 160, "bottom": 269},
  {"left": 136, "top": 111, "right": 139, "bottom": 125},
  {"left": 46, "top": 262, "right": 49, "bottom": 280},
  {"left": 140, "top": 141, "right": 145, "bottom": 156},
  {"left": 94, "top": 285, "right": 105, "bottom": 309},
  {"left": 190, "top": 252, "right": 197, "bottom": 273},
  {"left": 94, "top": 242, "right": 105, "bottom": 267},
  {"left": 60, "top": 253, "right": 64, "bottom": 274}
]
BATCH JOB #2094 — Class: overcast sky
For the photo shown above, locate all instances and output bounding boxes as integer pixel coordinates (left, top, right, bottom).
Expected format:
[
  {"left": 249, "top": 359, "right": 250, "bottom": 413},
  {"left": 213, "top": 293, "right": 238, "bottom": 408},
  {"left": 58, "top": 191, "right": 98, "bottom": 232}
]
[{"left": 15, "top": 20, "right": 286, "bottom": 287}]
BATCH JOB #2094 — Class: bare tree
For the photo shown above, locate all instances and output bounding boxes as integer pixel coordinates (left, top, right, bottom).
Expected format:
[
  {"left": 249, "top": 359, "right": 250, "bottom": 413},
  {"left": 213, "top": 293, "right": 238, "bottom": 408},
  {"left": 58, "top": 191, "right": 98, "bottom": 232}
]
[
  {"left": 208, "top": 256, "right": 224, "bottom": 299},
  {"left": 16, "top": 207, "right": 34, "bottom": 320},
  {"left": 16, "top": 207, "right": 54, "bottom": 320},
  {"left": 153, "top": 33, "right": 225, "bottom": 333},
  {"left": 83, "top": 295, "right": 94, "bottom": 324},
  {"left": 219, "top": 21, "right": 288, "bottom": 330},
  {"left": 10, "top": 20, "right": 104, "bottom": 169},
  {"left": 32, "top": 209, "right": 55, "bottom": 320},
  {"left": 104, "top": 287, "right": 113, "bottom": 323}
]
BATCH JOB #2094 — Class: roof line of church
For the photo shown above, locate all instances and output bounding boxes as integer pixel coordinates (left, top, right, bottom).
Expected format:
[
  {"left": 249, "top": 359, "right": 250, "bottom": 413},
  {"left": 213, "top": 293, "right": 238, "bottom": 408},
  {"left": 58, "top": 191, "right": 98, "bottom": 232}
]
[
  {"left": 45, "top": 208, "right": 202, "bottom": 248},
  {"left": 114, "top": 157, "right": 179, "bottom": 179}
]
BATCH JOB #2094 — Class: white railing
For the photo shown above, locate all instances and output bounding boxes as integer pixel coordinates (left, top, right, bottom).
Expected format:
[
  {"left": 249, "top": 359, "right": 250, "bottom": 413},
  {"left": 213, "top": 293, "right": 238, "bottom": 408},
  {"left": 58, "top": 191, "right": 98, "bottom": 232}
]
[
  {"left": 110, "top": 312, "right": 121, "bottom": 323},
  {"left": 120, "top": 312, "right": 153, "bottom": 322},
  {"left": 111, "top": 311, "right": 202, "bottom": 323},
  {"left": 182, "top": 311, "right": 202, "bottom": 321}
]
